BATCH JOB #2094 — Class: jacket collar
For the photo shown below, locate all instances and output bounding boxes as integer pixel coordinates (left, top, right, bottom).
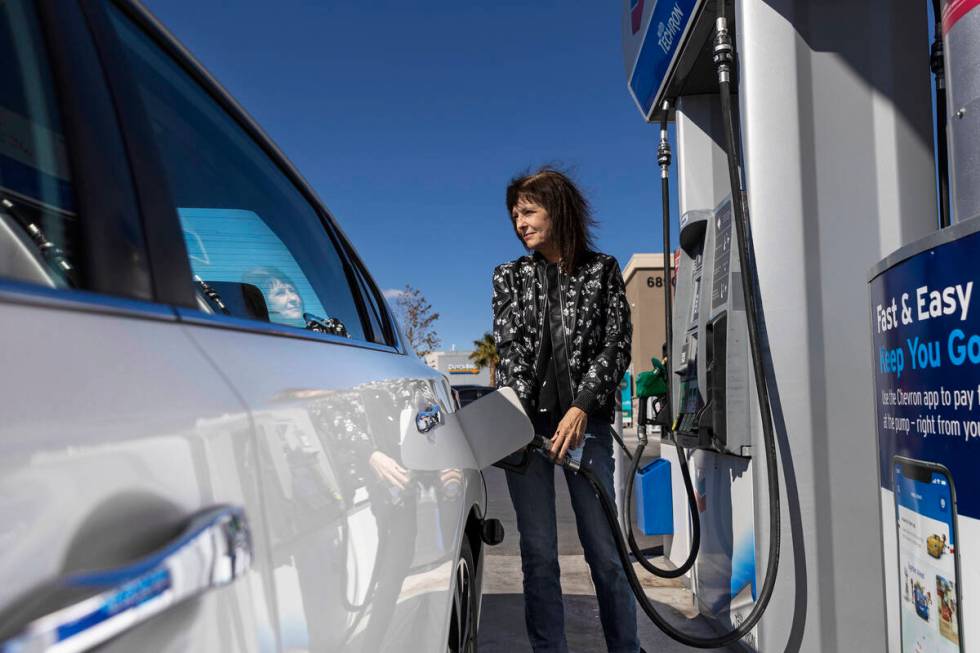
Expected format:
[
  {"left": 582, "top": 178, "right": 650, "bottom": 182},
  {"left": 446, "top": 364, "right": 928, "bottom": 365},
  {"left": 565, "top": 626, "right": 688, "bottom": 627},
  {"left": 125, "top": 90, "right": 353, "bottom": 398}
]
[
  {"left": 530, "top": 251, "right": 557, "bottom": 266},
  {"left": 529, "top": 249, "right": 597, "bottom": 274}
]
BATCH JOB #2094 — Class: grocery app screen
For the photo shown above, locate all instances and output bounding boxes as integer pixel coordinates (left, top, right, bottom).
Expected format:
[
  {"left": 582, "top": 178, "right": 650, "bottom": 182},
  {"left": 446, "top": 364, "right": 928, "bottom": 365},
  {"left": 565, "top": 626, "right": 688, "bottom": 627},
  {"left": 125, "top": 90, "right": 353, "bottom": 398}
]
[{"left": 895, "top": 461, "right": 961, "bottom": 653}]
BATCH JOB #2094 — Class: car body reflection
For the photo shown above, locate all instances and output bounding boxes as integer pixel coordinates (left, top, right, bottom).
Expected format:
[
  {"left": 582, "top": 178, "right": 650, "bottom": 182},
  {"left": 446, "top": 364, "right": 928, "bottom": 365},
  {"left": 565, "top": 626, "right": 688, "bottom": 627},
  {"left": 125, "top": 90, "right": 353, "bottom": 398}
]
[{"left": 256, "top": 376, "right": 468, "bottom": 652}]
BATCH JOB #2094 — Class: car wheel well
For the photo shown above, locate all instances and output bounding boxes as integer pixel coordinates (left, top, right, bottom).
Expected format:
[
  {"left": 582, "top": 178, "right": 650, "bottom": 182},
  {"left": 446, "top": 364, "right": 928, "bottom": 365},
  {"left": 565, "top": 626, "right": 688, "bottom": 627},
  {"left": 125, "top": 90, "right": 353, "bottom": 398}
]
[{"left": 464, "top": 506, "right": 484, "bottom": 567}]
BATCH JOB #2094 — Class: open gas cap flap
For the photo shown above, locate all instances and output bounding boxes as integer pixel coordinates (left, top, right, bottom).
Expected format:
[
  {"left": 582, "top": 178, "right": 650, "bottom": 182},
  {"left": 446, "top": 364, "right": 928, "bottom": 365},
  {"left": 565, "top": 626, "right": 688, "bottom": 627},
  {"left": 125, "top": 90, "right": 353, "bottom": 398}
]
[{"left": 400, "top": 387, "right": 533, "bottom": 471}]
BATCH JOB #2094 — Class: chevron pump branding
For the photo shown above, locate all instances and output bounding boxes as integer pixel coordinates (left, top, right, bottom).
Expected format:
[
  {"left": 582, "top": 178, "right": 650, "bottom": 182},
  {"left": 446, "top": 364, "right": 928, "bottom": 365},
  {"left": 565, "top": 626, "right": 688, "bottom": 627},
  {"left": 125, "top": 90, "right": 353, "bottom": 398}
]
[
  {"left": 656, "top": 2, "right": 686, "bottom": 54},
  {"left": 626, "top": 0, "right": 701, "bottom": 120}
]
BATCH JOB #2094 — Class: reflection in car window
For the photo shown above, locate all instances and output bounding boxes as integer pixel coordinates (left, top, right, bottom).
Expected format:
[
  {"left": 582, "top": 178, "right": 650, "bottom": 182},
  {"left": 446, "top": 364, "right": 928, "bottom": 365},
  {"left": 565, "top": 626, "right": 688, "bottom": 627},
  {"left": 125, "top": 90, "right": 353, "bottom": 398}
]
[
  {"left": 179, "top": 207, "right": 339, "bottom": 332},
  {"left": 0, "top": 0, "right": 79, "bottom": 288},
  {"left": 108, "top": 7, "right": 365, "bottom": 340}
]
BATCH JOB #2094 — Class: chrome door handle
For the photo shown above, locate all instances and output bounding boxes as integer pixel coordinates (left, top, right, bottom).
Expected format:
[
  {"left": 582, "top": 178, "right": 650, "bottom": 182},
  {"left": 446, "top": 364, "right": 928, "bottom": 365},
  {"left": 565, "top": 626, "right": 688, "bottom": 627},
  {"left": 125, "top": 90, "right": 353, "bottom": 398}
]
[
  {"left": 0, "top": 504, "right": 252, "bottom": 653},
  {"left": 416, "top": 403, "right": 442, "bottom": 433}
]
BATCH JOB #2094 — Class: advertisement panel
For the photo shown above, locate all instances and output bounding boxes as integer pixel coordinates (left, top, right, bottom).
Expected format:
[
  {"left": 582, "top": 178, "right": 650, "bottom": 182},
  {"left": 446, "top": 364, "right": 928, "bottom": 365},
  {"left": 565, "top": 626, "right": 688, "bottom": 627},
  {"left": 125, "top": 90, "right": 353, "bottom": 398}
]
[{"left": 871, "top": 218, "right": 980, "bottom": 652}]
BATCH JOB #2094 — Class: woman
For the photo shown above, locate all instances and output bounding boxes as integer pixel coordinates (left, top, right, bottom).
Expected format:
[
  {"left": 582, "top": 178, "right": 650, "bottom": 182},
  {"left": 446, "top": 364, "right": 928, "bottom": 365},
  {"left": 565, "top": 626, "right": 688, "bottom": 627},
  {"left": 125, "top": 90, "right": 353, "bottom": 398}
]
[{"left": 492, "top": 168, "right": 639, "bottom": 653}]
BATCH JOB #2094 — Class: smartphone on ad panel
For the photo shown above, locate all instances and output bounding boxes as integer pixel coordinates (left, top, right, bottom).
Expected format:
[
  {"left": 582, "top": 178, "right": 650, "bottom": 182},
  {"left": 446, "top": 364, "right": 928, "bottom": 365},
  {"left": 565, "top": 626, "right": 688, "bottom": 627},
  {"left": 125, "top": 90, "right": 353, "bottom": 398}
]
[{"left": 893, "top": 457, "right": 963, "bottom": 653}]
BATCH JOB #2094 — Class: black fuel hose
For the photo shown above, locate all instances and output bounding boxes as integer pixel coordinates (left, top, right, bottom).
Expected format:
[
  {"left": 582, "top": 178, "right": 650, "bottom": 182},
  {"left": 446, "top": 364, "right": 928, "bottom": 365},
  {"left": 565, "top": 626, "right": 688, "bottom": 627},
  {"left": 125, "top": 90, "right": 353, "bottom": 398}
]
[
  {"left": 621, "top": 19, "right": 771, "bottom": 588},
  {"left": 529, "top": 430, "right": 752, "bottom": 648},
  {"left": 658, "top": 104, "right": 675, "bottom": 416},
  {"left": 622, "top": 102, "right": 702, "bottom": 579},
  {"left": 583, "top": 458, "right": 736, "bottom": 648},
  {"left": 694, "top": 0, "right": 782, "bottom": 643},
  {"left": 610, "top": 1, "right": 784, "bottom": 644}
]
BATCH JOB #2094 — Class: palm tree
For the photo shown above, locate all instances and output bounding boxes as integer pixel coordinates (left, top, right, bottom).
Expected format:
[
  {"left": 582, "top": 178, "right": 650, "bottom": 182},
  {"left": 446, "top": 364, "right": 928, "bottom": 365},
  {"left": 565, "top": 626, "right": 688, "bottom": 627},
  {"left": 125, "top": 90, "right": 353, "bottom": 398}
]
[{"left": 469, "top": 333, "right": 499, "bottom": 387}]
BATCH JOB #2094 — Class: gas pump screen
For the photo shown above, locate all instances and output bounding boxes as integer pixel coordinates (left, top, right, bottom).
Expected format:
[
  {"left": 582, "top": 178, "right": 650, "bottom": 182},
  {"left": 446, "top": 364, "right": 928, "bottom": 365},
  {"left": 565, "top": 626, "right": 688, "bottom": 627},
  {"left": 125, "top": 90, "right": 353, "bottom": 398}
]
[{"left": 893, "top": 459, "right": 961, "bottom": 653}]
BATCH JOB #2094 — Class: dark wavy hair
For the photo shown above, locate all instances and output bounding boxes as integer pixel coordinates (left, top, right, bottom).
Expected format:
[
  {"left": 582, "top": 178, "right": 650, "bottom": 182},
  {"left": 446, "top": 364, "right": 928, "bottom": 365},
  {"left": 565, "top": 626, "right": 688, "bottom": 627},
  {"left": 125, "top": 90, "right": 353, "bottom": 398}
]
[{"left": 506, "top": 167, "right": 596, "bottom": 273}]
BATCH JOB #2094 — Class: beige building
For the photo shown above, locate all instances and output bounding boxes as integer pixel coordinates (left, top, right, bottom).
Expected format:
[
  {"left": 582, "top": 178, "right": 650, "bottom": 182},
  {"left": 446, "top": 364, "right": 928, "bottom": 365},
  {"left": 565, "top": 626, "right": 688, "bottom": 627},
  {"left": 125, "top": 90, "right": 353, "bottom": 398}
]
[{"left": 623, "top": 253, "right": 673, "bottom": 380}]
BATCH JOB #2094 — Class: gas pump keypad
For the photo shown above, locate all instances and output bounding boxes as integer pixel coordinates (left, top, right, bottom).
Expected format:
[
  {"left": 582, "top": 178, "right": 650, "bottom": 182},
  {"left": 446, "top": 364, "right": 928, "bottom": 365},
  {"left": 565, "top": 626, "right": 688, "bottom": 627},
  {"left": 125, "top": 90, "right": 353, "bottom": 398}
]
[{"left": 671, "top": 199, "right": 751, "bottom": 457}]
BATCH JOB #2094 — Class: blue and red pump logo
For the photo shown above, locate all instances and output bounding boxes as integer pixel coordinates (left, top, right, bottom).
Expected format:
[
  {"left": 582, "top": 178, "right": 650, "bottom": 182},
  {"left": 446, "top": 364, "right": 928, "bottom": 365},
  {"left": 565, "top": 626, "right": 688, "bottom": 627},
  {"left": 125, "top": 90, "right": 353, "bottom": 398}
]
[{"left": 630, "top": 0, "right": 644, "bottom": 34}]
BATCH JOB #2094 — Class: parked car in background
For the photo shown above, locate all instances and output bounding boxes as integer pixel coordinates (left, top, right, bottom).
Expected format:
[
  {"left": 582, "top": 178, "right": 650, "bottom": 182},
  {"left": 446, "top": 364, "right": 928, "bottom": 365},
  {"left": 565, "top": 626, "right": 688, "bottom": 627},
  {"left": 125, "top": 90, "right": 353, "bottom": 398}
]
[
  {"left": 0, "top": 1, "right": 517, "bottom": 650},
  {"left": 454, "top": 385, "right": 496, "bottom": 408}
]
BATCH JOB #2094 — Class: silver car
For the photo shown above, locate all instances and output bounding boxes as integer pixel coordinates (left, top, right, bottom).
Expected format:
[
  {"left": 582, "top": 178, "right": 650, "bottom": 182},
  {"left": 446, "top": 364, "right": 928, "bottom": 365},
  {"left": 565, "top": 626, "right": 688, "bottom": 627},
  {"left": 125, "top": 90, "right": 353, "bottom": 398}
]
[{"left": 0, "top": 1, "right": 524, "bottom": 651}]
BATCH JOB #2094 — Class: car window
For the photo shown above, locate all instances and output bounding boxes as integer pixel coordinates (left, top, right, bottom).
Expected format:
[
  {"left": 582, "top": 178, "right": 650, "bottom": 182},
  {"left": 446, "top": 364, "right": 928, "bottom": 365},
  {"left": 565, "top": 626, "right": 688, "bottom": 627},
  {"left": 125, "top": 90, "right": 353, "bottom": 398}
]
[
  {"left": 0, "top": 0, "right": 80, "bottom": 289},
  {"left": 107, "top": 6, "right": 366, "bottom": 341}
]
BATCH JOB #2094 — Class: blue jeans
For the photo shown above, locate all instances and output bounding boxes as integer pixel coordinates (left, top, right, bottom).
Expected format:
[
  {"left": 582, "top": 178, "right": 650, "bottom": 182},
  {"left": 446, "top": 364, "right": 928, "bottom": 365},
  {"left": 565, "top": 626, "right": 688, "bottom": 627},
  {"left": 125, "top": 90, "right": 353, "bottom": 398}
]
[{"left": 505, "top": 422, "right": 640, "bottom": 653}]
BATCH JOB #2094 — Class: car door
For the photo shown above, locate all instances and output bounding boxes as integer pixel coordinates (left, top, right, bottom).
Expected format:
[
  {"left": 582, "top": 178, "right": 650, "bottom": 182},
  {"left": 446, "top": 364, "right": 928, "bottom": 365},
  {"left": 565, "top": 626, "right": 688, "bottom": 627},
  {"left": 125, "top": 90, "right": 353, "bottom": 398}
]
[
  {"left": 0, "top": 2, "right": 275, "bottom": 652},
  {"left": 100, "top": 4, "right": 488, "bottom": 652}
]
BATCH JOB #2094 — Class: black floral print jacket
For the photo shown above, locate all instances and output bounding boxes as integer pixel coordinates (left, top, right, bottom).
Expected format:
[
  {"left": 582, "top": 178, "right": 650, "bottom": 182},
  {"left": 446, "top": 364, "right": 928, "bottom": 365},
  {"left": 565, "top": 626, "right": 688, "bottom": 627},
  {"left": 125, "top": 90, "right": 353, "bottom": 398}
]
[{"left": 492, "top": 251, "right": 632, "bottom": 424}]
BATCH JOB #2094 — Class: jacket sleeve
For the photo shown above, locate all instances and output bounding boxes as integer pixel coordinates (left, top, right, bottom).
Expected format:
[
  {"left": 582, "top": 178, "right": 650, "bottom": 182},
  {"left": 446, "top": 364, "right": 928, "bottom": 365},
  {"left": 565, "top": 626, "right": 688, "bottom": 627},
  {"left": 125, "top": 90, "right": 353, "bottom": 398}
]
[
  {"left": 492, "top": 264, "right": 536, "bottom": 413},
  {"left": 572, "top": 259, "right": 632, "bottom": 415}
]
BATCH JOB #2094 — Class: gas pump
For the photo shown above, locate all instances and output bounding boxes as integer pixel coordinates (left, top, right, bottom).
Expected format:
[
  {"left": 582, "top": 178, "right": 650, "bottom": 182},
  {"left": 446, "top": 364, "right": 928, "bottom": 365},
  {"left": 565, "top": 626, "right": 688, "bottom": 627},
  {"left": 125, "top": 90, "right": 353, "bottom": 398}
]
[{"left": 614, "top": 0, "right": 944, "bottom": 650}]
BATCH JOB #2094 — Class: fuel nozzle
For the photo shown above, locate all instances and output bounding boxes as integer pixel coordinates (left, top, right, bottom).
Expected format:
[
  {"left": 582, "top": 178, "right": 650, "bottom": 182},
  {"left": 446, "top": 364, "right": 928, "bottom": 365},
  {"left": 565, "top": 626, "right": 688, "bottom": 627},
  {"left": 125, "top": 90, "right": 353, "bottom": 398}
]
[
  {"left": 527, "top": 434, "right": 582, "bottom": 473},
  {"left": 528, "top": 434, "right": 550, "bottom": 451}
]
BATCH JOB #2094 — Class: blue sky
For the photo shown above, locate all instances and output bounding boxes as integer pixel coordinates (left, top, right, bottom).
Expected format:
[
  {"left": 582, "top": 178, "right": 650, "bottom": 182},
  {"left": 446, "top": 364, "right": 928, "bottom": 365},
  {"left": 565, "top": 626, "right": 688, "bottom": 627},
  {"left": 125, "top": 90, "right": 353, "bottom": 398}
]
[{"left": 144, "top": 0, "right": 678, "bottom": 351}]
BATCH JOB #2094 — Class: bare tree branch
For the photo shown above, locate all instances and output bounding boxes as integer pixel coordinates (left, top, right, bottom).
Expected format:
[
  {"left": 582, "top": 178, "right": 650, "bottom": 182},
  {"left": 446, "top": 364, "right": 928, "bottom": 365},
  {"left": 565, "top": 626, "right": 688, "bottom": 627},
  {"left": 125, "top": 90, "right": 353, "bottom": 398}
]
[{"left": 393, "top": 284, "right": 441, "bottom": 357}]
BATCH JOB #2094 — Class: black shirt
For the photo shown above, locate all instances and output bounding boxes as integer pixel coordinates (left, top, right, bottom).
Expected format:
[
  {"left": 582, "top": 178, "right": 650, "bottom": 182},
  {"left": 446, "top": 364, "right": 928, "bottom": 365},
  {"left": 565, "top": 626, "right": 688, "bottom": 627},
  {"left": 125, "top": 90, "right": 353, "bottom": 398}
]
[{"left": 534, "top": 263, "right": 573, "bottom": 434}]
